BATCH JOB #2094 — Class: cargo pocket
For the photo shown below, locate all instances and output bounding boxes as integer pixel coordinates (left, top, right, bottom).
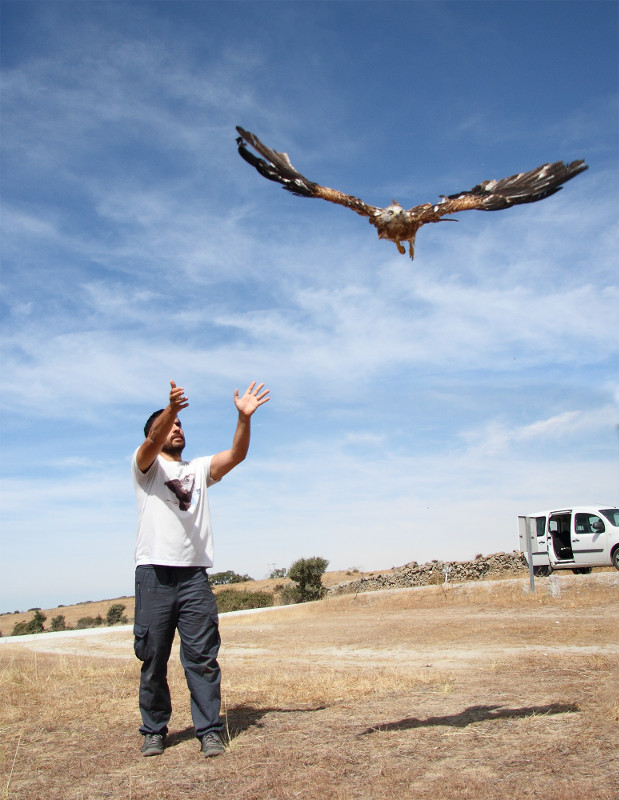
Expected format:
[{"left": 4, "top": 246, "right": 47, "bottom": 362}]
[{"left": 133, "top": 623, "right": 149, "bottom": 661}]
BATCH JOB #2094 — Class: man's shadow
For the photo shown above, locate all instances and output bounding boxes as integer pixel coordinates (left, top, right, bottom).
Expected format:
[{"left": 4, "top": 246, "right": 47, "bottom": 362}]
[
  {"left": 165, "top": 703, "right": 326, "bottom": 747},
  {"left": 359, "top": 702, "right": 580, "bottom": 735}
]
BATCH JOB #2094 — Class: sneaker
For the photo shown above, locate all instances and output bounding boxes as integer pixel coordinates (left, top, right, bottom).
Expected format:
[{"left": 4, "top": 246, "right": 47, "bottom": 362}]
[
  {"left": 141, "top": 733, "right": 165, "bottom": 757},
  {"left": 200, "top": 731, "right": 226, "bottom": 758}
]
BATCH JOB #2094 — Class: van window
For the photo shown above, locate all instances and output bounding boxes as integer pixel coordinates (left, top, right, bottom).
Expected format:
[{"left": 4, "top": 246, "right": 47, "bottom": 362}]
[
  {"left": 575, "top": 513, "right": 605, "bottom": 533},
  {"left": 601, "top": 509, "right": 619, "bottom": 526},
  {"left": 549, "top": 515, "right": 570, "bottom": 534},
  {"left": 535, "top": 517, "right": 546, "bottom": 538}
]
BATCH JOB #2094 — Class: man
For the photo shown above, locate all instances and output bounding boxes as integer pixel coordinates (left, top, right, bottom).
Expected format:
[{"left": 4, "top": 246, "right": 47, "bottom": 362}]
[{"left": 131, "top": 378, "right": 270, "bottom": 758}]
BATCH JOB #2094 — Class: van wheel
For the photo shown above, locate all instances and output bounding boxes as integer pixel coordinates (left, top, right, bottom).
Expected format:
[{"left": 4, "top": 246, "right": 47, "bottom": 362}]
[
  {"left": 613, "top": 549, "right": 619, "bottom": 571},
  {"left": 572, "top": 567, "right": 592, "bottom": 574},
  {"left": 533, "top": 566, "right": 552, "bottom": 577}
]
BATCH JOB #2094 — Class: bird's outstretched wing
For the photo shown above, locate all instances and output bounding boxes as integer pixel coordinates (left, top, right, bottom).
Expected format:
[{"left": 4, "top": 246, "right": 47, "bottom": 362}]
[
  {"left": 433, "top": 160, "right": 588, "bottom": 216},
  {"left": 236, "top": 126, "right": 379, "bottom": 218}
]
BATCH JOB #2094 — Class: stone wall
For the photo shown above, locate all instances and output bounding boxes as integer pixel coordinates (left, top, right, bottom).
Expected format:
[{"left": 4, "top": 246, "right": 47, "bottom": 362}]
[{"left": 327, "top": 551, "right": 528, "bottom": 595}]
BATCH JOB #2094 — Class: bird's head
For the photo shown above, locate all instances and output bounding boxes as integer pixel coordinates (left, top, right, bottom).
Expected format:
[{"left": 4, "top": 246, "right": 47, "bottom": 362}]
[{"left": 376, "top": 201, "right": 406, "bottom": 225}]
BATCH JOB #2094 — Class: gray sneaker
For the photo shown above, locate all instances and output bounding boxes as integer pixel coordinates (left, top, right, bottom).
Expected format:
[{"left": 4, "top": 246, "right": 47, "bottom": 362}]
[
  {"left": 141, "top": 733, "right": 165, "bottom": 757},
  {"left": 200, "top": 732, "right": 226, "bottom": 758}
]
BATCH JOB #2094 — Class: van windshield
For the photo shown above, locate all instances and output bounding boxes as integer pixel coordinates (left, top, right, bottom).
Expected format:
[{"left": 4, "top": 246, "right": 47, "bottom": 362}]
[{"left": 600, "top": 509, "right": 619, "bottom": 527}]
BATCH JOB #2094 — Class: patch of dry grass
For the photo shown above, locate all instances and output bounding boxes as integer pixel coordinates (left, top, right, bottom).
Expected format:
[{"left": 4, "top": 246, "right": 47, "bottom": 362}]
[{"left": 1, "top": 573, "right": 617, "bottom": 800}]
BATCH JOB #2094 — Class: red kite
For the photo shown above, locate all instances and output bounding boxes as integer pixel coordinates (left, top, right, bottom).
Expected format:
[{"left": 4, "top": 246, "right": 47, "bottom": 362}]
[{"left": 236, "top": 126, "right": 587, "bottom": 260}]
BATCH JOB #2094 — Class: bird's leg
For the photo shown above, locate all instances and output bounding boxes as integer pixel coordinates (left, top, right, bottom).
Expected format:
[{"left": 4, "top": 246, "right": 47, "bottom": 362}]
[
  {"left": 395, "top": 241, "right": 406, "bottom": 255},
  {"left": 408, "top": 240, "right": 415, "bottom": 260}
]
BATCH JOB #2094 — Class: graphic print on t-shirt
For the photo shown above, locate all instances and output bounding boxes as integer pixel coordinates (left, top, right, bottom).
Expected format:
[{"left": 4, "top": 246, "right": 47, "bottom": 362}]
[{"left": 164, "top": 475, "right": 195, "bottom": 511}]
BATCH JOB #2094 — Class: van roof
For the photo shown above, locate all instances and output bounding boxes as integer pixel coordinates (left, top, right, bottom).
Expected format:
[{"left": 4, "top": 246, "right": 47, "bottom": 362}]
[{"left": 523, "top": 505, "right": 618, "bottom": 516}]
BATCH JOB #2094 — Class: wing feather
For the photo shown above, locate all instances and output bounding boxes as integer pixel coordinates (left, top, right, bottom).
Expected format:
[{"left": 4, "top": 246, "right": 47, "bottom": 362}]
[
  {"left": 236, "top": 127, "right": 378, "bottom": 218},
  {"left": 444, "top": 160, "right": 588, "bottom": 211}
]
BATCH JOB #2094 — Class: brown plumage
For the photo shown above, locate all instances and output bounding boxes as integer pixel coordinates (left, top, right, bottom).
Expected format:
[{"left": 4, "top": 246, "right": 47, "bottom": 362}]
[{"left": 236, "top": 126, "right": 588, "bottom": 260}]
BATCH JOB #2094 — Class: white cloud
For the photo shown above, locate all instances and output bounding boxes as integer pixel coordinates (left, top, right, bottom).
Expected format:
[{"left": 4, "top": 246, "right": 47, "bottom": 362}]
[
  {"left": 460, "top": 405, "right": 617, "bottom": 460},
  {"left": 2, "top": 255, "right": 617, "bottom": 421}
]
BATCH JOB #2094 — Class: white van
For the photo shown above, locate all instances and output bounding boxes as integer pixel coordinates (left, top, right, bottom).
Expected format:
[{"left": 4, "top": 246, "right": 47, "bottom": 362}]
[{"left": 518, "top": 506, "right": 619, "bottom": 576}]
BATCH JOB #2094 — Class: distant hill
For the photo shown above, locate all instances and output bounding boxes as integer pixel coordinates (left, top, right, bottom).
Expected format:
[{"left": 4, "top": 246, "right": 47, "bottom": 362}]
[{"left": 0, "top": 567, "right": 381, "bottom": 637}]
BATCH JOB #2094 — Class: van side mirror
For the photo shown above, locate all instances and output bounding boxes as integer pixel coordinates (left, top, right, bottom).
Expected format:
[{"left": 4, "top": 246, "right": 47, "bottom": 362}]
[{"left": 592, "top": 520, "right": 604, "bottom": 532}]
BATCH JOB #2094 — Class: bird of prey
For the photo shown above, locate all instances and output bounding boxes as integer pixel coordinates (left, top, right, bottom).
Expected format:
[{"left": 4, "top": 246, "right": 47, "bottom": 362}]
[{"left": 235, "top": 126, "right": 588, "bottom": 260}]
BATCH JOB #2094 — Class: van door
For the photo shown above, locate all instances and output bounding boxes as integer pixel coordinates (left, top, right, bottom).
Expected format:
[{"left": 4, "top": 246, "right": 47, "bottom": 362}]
[
  {"left": 571, "top": 512, "right": 607, "bottom": 567},
  {"left": 518, "top": 515, "right": 549, "bottom": 567},
  {"left": 548, "top": 513, "right": 574, "bottom": 563}
]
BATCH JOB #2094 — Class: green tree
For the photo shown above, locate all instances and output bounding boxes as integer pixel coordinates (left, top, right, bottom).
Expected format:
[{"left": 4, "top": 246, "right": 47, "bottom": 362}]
[
  {"left": 30, "top": 609, "right": 47, "bottom": 632},
  {"left": 269, "top": 567, "right": 287, "bottom": 579},
  {"left": 287, "top": 557, "right": 329, "bottom": 602},
  {"left": 106, "top": 604, "right": 127, "bottom": 625}
]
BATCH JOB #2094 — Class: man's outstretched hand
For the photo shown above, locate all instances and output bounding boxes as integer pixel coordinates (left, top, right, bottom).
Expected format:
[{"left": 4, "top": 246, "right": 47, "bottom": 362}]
[
  {"left": 234, "top": 381, "right": 270, "bottom": 417},
  {"left": 169, "top": 380, "right": 189, "bottom": 414}
]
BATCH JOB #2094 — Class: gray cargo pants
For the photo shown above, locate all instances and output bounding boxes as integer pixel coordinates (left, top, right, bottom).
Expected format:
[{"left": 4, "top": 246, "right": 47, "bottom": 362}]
[{"left": 133, "top": 565, "right": 222, "bottom": 739}]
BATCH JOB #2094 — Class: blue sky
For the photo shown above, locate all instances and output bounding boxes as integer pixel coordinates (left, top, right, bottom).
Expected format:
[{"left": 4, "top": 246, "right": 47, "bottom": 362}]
[{"left": 1, "top": 1, "right": 617, "bottom": 611}]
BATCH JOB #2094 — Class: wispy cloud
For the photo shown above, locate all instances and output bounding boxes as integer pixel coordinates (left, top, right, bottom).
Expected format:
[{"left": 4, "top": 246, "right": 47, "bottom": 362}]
[
  {"left": 3, "top": 245, "right": 617, "bottom": 419},
  {"left": 460, "top": 405, "right": 617, "bottom": 460}
]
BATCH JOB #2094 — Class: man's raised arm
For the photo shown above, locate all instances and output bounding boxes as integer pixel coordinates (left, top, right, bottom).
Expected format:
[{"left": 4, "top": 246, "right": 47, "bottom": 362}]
[
  {"left": 136, "top": 380, "right": 189, "bottom": 473},
  {"left": 210, "top": 381, "right": 270, "bottom": 482}
]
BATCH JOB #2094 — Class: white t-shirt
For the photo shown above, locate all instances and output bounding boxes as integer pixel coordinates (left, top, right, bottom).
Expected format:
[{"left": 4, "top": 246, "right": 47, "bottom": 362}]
[{"left": 131, "top": 449, "right": 220, "bottom": 567}]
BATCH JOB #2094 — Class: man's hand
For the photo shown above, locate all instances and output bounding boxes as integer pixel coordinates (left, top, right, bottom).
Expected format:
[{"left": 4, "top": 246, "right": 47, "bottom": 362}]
[
  {"left": 136, "top": 380, "right": 188, "bottom": 472},
  {"left": 206, "top": 381, "right": 271, "bottom": 482},
  {"left": 169, "top": 380, "right": 189, "bottom": 414},
  {"left": 234, "top": 381, "right": 270, "bottom": 418}
]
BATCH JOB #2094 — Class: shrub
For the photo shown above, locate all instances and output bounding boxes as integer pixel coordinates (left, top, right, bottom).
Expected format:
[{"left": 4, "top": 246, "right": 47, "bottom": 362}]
[
  {"left": 11, "top": 621, "right": 31, "bottom": 636},
  {"left": 11, "top": 609, "right": 47, "bottom": 636},
  {"left": 76, "top": 615, "right": 104, "bottom": 629},
  {"left": 106, "top": 604, "right": 128, "bottom": 625},
  {"left": 287, "top": 557, "right": 329, "bottom": 602},
  {"left": 215, "top": 589, "right": 273, "bottom": 613},
  {"left": 210, "top": 570, "right": 254, "bottom": 585},
  {"left": 279, "top": 584, "right": 303, "bottom": 605},
  {"left": 30, "top": 609, "right": 47, "bottom": 632},
  {"left": 50, "top": 614, "right": 67, "bottom": 631}
]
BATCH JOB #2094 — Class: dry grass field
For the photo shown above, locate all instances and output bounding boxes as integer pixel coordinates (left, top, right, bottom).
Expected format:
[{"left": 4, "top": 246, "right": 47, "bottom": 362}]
[{"left": 1, "top": 573, "right": 617, "bottom": 800}]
